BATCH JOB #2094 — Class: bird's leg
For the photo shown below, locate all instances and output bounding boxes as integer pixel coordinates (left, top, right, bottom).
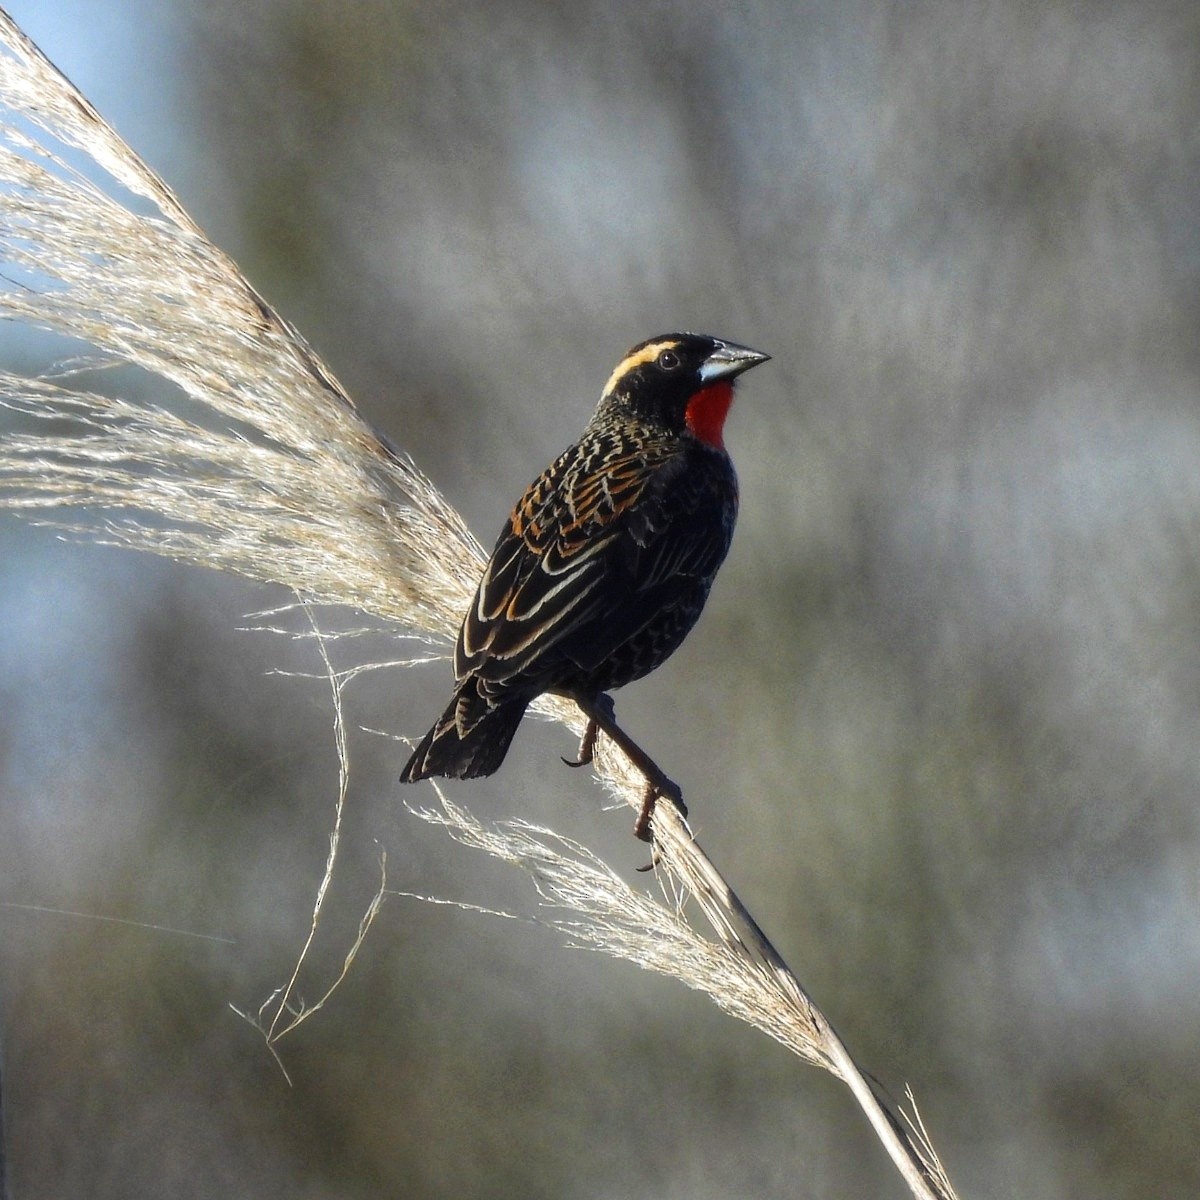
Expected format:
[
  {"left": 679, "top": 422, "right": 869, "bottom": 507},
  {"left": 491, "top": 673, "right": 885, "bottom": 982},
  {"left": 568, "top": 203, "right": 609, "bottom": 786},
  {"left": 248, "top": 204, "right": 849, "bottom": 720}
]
[
  {"left": 561, "top": 720, "right": 597, "bottom": 768},
  {"left": 560, "top": 692, "right": 616, "bottom": 768},
  {"left": 565, "top": 692, "right": 686, "bottom": 842}
]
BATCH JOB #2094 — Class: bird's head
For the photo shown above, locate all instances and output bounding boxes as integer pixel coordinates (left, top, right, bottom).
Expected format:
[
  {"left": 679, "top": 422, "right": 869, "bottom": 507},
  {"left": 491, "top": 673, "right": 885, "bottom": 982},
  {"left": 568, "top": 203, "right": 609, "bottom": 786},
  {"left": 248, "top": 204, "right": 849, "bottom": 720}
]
[{"left": 598, "top": 333, "right": 769, "bottom": 450}]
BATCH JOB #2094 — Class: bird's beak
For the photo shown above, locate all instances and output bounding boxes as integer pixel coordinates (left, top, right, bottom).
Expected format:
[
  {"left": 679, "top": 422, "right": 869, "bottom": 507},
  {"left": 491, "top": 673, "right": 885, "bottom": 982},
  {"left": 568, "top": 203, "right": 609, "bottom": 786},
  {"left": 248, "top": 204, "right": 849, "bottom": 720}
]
[{"left": 699, "top": 341, "right": 771, "bottom": 383}]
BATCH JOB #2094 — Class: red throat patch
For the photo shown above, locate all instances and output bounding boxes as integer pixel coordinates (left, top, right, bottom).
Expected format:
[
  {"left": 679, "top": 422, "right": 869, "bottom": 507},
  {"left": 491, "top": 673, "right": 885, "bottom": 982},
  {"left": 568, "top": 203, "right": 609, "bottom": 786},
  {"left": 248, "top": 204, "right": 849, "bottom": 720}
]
[{"left": 684, "top": 380, "right": 735, "bottom": 449}]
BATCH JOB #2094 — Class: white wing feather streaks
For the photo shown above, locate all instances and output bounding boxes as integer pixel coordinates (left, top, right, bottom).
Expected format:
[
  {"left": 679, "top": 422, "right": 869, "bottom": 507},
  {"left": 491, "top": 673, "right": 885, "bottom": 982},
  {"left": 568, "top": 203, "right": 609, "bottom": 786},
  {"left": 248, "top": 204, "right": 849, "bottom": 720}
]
[
  {"left": 453, "top": 436, "right": 666, "bottom": 681},
  {"left": 450, "top": 425, "right": 732, "bottom": 695}
]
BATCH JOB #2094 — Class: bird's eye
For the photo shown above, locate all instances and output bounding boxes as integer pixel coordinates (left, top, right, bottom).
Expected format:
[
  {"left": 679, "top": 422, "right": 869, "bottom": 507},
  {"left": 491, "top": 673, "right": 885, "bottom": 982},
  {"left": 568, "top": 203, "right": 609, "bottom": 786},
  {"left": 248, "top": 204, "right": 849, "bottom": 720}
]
[{"left": 657, "top": 349, "right": 681, "bottom": 371}]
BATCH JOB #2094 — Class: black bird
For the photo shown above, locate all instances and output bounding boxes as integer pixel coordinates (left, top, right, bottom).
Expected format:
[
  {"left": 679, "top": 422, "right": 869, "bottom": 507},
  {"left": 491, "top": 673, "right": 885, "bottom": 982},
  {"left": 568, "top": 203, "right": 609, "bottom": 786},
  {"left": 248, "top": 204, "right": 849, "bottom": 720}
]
[{"left": 401, "top": 333, "right": 769, "bottom": 837}]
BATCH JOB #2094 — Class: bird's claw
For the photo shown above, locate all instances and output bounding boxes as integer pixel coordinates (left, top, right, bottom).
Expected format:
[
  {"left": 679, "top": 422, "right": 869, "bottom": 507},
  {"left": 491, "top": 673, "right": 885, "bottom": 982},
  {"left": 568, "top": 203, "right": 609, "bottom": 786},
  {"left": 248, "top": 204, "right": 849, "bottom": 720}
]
[
  {"left": 632, "top": 779, "right": 687, "bottom": 843},
  {"left": 561, "top": 718, "right": 599, "bottom": 769}
]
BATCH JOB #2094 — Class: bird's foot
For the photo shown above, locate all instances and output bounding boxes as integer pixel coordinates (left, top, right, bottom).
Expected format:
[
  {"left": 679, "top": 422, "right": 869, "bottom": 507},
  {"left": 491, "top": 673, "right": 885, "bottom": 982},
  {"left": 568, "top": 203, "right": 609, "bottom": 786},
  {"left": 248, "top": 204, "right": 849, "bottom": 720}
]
[
  {"left": 560, "top": 694, "right": 615, "bottom": 769},
  {"left": 633, "top": 776, "right": 687, "bottom": 843},
  {"left": 561, "top": 719, "right": 598, "bottom": 768},
  {"left": 559, "top": 691, "right": 687, "bottom": 851}
]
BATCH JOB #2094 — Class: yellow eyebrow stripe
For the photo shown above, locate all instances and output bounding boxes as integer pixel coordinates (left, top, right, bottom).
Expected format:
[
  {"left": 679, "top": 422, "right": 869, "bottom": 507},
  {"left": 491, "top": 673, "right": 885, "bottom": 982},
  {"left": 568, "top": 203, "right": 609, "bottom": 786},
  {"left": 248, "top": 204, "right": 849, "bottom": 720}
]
[{"left": 602, "top": 339, "right": 679, "bottom": 397}]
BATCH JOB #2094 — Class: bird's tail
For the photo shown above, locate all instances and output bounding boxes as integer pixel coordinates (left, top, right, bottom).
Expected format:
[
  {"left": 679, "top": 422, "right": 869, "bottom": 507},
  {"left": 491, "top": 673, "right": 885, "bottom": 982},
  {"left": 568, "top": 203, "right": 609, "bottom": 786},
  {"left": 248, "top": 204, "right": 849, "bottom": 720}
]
[{"left": 400, "top": 679, "right": 528, "bottom": 782}]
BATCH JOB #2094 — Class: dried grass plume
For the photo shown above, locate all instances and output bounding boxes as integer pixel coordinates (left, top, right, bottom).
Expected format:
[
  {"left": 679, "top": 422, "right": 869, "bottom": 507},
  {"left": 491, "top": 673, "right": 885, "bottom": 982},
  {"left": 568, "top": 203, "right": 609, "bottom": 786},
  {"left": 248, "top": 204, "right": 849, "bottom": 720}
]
[{"left": 0, "top": 12, "right": 957, "bottom": 1199}]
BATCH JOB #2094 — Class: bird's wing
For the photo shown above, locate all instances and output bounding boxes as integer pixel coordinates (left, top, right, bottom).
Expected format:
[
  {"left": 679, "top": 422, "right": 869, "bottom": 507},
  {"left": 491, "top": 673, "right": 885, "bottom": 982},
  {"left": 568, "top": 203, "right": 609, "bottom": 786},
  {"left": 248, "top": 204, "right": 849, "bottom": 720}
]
[
  {"left": 456, "top": 438, "right": 666, "bottom": 683},
  {"left": 455, "top": 434, "right": 733, "bottom": 690},
  {"left": 550, "top": 453, "right": 737, "bottom": 673}
]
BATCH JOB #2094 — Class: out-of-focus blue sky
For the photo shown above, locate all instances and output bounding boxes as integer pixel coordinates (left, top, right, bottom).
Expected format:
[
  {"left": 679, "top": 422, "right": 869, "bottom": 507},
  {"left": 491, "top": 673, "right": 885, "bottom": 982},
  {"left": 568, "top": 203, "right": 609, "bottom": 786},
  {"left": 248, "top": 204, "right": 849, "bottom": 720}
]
[{"left": 12, "top": 1, "right": 181, "bottom": 156}]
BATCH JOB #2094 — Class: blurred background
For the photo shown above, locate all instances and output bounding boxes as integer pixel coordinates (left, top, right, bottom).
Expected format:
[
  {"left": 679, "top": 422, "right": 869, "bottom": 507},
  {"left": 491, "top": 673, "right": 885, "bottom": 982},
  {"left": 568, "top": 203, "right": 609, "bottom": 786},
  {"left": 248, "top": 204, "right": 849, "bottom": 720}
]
[{"left": 2, "top": 0, "right": 1199, "bottom": 1196}]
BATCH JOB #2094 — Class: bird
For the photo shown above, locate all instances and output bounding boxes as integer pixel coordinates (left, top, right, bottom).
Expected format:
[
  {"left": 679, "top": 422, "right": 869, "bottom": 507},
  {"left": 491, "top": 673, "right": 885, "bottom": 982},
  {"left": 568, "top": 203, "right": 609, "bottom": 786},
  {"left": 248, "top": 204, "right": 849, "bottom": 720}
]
[{"left": 400, "top": 332, "right": 769, "bottom": 838}]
